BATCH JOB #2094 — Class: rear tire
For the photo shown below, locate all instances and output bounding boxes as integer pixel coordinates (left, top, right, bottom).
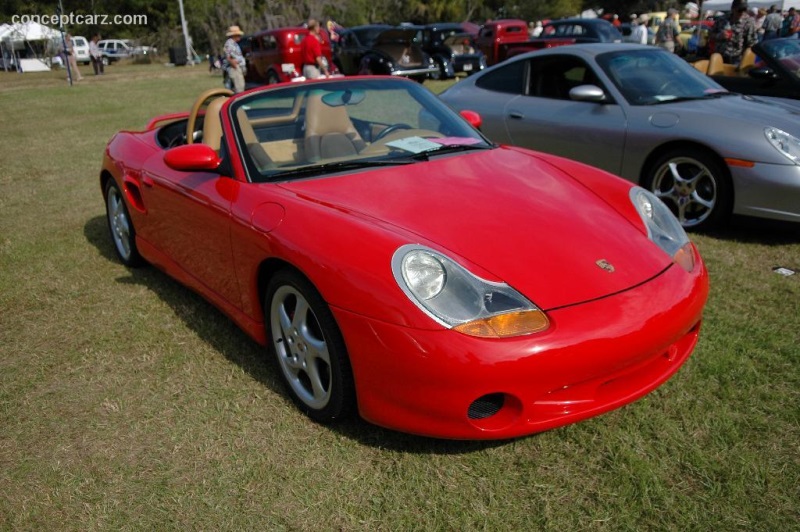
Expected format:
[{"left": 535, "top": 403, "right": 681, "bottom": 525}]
[{"left": 104, "top": 179, "right": 143, "bottom": 267}]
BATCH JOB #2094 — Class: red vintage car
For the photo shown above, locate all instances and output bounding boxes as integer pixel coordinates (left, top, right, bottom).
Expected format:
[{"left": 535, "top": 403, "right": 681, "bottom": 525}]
[
  {"left": 101, "top": 77, "right": 708, "bottom": 440},
  {"left": 245, "top": 26, "right": 336, "bottom": 85}
]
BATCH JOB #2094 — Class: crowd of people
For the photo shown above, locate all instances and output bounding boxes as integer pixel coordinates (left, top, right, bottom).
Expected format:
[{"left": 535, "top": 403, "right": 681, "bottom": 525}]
[{"left": 615, "top": 1, "right": 799, "bottom": 67}]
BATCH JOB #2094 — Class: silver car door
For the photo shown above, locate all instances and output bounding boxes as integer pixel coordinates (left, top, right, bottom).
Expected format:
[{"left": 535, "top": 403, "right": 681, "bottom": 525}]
[{"left": 503, "top": 54, "right": 627, "bottom": 177}]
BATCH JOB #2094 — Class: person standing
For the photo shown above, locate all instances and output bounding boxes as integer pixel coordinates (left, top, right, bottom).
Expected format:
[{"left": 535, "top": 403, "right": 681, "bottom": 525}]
[
  {"left": 301, "top": 19, "right": 330, "bottom": 80},
  {"left": 223, "top": 25, "right": 246, "bottom": 93},
  {"left": 655, "top": 9, "right": 681, "bottom": 53},
  {"left": 762, "top": 5, "right": 783, "bottom": 41},
  {"left": 65, "top": 34, "right": 83, "bottom": 81},
  {"left": 631, "top": 15, "right": 649, "bottom": 45},
  {"left": 781, "top": 7, "right": 800, "bottom": 38},
  {"left": 713, "top": 0, "right": 757, "bottom": 65},
  {"left": 89, "top": 34, "right": 104, "bottom": 75}
]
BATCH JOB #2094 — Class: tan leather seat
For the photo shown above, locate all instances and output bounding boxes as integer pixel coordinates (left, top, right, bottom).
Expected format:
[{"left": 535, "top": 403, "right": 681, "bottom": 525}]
[
  {"left": 707, "top": 53, "right": 737, "bottom": 76},
  {"left": 235, "top": 108, "right": 274, "bottom": 170},
  {"left": 692, "top": 59, "right": 709, "bottom": 74},
  {"left": 202, "top": 96, "right": 229, "bottom": 151},
  {"left": 739, "top": 48, "right": 756, "bottom": 74},
  {"left": 304, "top": 92, "right": 366, "bottom": 161}
]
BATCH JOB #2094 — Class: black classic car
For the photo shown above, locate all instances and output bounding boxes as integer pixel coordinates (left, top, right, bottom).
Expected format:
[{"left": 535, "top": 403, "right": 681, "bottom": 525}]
[
  {"left": 333, "top": 25, "right": 437, "bottom": 82},
  {"left": 410, "top": 22, "right": 486, "bottom": 80},
  {"left": 709, "top": 38, "right": 800, "bottom": 101}
]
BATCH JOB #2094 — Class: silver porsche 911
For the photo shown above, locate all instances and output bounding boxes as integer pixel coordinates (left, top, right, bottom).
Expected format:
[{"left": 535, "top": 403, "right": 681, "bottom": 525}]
[{"left": 440, "top": 43, "right": 800, "bottom": 231}]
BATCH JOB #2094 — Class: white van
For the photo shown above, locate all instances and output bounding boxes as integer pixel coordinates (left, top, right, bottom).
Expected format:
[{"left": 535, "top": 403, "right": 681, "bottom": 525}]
[{"left": 71, "top": 35, "right": 90, "bottom": 65}]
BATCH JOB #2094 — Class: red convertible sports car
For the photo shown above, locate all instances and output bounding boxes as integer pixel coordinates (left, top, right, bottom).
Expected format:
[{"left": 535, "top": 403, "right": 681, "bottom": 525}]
[{"left": 101, "top": 77, "right": 708, "bottom": 440}]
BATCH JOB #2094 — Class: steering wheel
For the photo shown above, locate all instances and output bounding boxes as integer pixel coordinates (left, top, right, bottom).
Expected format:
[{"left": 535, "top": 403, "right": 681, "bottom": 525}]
[
  {"left": 374, "top": 123, "right": 413, "bottom": 142},
  {"left": 186, "top": 87, "right": 234, "bottom": 145}
]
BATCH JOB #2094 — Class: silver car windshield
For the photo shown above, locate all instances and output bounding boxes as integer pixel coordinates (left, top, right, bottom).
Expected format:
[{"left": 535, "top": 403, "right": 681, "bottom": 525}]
[{"left": 597, "top": 49, "right": 728, "bottom": 105}]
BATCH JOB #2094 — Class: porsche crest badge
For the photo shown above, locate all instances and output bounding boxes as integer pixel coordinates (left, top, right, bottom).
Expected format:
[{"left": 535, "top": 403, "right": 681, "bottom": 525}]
[{"left": 596, "top": 259, "right": 615, "bottom": 273}]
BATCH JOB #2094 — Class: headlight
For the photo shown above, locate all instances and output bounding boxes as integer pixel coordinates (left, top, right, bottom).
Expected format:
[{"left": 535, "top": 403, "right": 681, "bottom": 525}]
[
  {"left": 765, "top": 127, "right": 800, "bottom": 163},
  {"left": 630, "top": 187, "right": 695, "bottom": 272},
  {"left": 392, "top": 245, "right": 549, "bottom": 338}
]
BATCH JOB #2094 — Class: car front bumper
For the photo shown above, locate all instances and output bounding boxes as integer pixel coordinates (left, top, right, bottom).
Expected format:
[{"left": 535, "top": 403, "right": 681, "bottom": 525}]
[
  {"left": 730, "top": 161, "right": 800, "bottom": 223},
  {"left": 333, "top": 247, "right": 709, "bottom": 440}
]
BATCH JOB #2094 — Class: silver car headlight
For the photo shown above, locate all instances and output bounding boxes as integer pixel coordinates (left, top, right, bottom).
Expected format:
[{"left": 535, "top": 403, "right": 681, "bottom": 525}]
[
  {"left": 392, "top": 244, "right": 549, "bottom": 338},
  {"left": 765, "top": 127, "right": 800, "bottom": 163},
  {"left": 631, "top": 187, "right": 695, "bottom": 272}
]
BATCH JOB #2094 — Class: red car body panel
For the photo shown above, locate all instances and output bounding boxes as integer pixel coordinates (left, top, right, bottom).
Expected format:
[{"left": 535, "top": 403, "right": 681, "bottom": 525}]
[{"left": 101, "top": 79, "right": 708, "bottom": 439}]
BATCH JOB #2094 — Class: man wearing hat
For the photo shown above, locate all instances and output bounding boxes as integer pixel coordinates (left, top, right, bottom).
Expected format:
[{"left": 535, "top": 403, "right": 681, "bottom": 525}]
[
  {"left": 223, "top": 25, "right": 246, "bottom": 93},
  {"left": 712, "top": 0, "right": 757, "bottom": 65}
]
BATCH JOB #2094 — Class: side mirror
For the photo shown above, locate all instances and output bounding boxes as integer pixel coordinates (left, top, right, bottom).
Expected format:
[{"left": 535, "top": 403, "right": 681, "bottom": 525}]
[
  {"left": 164, "top": 143, "right": 222, "bottom": 172},
  {"left": 569, "top": 84, "right": 607, "bottom": 103},
  {"left": 460, "top": 109, "right": 482, "bottom": 129}
]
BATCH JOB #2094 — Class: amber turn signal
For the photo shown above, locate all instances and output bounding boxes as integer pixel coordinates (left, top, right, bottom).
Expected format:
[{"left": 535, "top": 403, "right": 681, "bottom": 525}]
[{"left": 454, "top": 310, "right": 550, "bottom": 338}]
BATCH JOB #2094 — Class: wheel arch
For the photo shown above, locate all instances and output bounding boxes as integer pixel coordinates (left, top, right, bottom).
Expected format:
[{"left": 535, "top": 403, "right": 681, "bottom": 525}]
[
  {"left": 257, "top": 257, "right": 305, "bottom": 314},
  {"left": 639, "top": 140, "right": 732, "bottom": 192}
]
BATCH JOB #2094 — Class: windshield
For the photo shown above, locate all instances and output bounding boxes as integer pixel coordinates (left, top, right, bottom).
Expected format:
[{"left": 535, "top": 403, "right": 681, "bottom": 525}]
[
  {"left": 596, "top": 48, "right": 726, "bottom": 105},
  {"left": 758, "top": 38, "right": 800, "bottom": 83},
  {"left": 230, "top": 78, "right": 491, "bottom": 182}
]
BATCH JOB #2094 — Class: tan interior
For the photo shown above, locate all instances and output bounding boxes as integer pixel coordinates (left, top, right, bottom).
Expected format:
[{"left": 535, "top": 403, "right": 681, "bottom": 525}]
[
  {"left": 303, "top": 92, "right": 366, "bottom": 161},
  {"left": 202, "top": 96, "right": 229, "bottom": 151}
]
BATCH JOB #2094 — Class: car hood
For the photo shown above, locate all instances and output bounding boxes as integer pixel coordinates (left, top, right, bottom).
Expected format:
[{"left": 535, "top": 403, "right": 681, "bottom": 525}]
[
  {"left": 278, "top": 147, "right": 672, "bottom": 310},
  {"left": 644, "top": 93, "right": 800, "bottom": 127}
]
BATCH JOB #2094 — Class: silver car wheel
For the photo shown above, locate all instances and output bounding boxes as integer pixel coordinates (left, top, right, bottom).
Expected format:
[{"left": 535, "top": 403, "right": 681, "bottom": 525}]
[
  {"left": 270, "top": 285, "right": 333, "bottom": 411},
  {"left": 105, "top": 180, "right": 141, "bottom": 266},
  {"left": 651, "top": 156, "right": 717, "bottom": 228},
  {"left": 107, "top": 187, "right": 132, "bottom": 260}
]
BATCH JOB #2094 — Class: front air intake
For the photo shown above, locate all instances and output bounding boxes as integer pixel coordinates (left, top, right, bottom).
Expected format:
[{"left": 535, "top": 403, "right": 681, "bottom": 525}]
[{"left": 468, "top": 393, "right": 505, "bottom": 419}]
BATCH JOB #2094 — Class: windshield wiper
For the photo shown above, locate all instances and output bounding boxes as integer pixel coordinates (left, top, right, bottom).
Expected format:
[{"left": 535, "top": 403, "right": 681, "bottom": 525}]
[
  {"left": 646, "top": 92, "right": 739, "bottom": 105},
  {"left": 267, "top": 158, "right": 415, "bottom": 180},
  {"left": 409, "top": 143, "right": 493, "bottom": 161}
]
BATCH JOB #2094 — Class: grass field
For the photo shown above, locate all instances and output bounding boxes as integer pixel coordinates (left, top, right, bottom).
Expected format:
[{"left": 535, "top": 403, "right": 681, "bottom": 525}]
[{"left": 1, "top": 61, "right": 799, "bottom": 530}]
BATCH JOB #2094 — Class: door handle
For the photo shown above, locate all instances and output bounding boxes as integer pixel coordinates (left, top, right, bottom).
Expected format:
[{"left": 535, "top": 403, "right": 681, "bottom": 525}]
[{"left": 508, "top": 111, "right": 524, "bottom": 120}]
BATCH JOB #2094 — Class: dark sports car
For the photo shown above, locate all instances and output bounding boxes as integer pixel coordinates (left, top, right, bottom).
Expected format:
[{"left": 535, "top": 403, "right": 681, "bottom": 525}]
[
  {"left": 710, "top": 38, "right": 800, "bottom": 100},
  {"left": 101, "top": 76, "right": 707, "bottom": 440},
  {"left": 333, "top": 25, "right": 437, "bottom": 82}
]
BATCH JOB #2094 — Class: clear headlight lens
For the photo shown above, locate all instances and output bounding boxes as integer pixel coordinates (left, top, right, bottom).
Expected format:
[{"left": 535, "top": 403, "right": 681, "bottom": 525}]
[
  {"left": 765, "top": 127, "right": 800, "bottom": 164},
  {"left": 631, "top": 187, "right": 694, "bottom": 272},
  {"left": 392, "top": 245, "right": 549, "bottom": 338}
]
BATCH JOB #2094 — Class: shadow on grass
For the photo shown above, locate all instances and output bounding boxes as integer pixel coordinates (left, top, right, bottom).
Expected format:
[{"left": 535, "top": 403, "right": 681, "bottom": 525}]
[
  {"left": 84, "top": 215, "right": 508, "bottom": 453},
  {"left": 703, "top": 215, "right": 800, "bottom": 245}
]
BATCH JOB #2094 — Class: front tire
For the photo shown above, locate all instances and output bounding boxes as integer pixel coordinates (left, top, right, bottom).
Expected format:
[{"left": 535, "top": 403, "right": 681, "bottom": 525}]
[
  {"left": 105, "top": 179, "right": 143, "bottom": 267},
  {"left": 645, "top": 147, "right": 732, "bottom": 231},
  {"left": 266, "top": 270, "right": 355, "bottom": 423}
]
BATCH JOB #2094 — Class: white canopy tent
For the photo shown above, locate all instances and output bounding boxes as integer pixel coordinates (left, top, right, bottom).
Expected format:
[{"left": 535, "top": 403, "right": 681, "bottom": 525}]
[
  {"left": 1, "top": 21, "right": 62, "bottom": 72},
  {"left": 700, "top": 0, "right": 800, "bottom": 12}
]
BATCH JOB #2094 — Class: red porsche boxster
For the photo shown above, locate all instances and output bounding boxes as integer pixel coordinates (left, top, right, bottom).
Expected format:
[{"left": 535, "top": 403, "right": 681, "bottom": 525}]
[{"left": 101, "top": 77, "right": 708, "bottom": 440}]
